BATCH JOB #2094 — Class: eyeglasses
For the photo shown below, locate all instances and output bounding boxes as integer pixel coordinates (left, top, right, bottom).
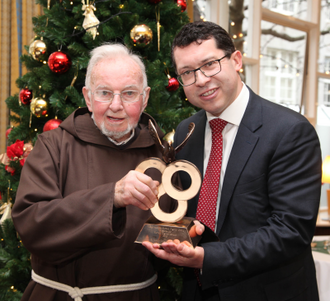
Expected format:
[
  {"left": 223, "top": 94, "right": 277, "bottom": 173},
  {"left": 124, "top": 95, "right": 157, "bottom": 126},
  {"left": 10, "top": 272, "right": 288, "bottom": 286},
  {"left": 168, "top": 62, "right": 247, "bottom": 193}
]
[
  {"left": 92, "top": 89, "right": 144, "bottom": 104},
  {"left": 177, "top": 54, "right": 230, "bottom": 87}
]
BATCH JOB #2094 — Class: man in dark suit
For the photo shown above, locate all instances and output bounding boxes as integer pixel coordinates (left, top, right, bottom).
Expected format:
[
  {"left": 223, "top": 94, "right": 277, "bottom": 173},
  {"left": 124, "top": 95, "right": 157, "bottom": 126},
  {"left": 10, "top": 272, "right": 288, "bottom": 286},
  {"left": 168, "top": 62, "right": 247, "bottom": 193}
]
[{"left": 143, "top": 21, "right": 322, "bottom": 300}]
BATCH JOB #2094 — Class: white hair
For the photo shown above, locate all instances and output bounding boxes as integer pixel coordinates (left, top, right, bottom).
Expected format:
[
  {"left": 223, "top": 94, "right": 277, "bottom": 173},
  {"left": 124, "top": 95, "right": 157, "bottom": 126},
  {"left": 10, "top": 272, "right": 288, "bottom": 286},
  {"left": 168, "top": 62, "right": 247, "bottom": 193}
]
[{"left": 85, "top": 43, "right": 148, "bottom": 96}]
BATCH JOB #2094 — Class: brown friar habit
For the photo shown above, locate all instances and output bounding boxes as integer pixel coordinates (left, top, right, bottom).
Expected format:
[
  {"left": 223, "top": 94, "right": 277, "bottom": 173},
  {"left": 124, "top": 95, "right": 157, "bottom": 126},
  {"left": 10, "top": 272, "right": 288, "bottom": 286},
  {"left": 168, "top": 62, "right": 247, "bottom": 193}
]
[{"left": 12, "top": 107, "right": 175, "bottom": 301}]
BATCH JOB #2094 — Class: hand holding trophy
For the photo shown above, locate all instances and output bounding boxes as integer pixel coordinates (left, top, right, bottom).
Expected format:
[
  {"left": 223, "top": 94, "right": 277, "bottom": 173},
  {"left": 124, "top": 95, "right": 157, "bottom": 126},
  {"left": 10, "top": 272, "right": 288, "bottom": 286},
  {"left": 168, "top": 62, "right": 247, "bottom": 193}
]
[{"left": 135, "top": 120, "right": 202, "bottom": 248}]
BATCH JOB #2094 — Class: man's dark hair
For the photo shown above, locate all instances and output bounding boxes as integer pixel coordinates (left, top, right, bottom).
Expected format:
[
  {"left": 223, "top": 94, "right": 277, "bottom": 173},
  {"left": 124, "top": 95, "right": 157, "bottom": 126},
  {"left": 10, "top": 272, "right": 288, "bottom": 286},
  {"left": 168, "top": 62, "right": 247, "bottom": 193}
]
[{"left": 171, "top": 21, "right": 236, "bottom": 72}]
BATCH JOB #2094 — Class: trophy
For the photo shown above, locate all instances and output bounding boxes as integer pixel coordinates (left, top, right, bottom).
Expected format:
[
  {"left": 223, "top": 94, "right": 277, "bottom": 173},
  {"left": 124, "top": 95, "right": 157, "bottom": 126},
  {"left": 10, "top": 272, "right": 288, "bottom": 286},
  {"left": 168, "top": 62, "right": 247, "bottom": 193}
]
[{"left": 135, "top": 120, "right": 202, "bottom": 248}]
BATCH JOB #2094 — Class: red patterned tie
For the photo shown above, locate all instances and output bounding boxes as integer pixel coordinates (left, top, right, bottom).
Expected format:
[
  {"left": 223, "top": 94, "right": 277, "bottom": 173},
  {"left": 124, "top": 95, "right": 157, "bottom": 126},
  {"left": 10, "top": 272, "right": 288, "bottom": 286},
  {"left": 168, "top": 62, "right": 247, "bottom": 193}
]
[{"left": 196, "top": 118, "right": 227, "bottom": 231}]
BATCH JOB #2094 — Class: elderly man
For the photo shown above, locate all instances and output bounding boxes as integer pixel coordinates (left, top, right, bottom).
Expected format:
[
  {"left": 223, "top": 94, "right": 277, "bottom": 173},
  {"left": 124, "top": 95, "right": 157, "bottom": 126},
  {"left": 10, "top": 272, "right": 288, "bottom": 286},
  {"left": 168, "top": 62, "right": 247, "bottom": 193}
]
[{"left": 12, "top": 43, "right": 175, "bottom": 301}]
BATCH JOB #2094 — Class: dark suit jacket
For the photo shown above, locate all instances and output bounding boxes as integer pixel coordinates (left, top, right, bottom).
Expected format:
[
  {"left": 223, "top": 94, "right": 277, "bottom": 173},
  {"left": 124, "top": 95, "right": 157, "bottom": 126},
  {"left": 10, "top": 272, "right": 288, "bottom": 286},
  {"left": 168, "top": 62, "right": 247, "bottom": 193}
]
[{"left": 173, "top": 87, "right": 321, "bottom": 301}]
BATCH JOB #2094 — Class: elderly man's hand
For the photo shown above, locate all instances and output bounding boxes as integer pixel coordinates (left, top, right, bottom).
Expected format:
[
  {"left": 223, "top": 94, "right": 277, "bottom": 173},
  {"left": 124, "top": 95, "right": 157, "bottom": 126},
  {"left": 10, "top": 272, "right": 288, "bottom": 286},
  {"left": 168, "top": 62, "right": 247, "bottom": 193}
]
[{"left": 114, "top": 170, "right": 159, "bottom": 210}]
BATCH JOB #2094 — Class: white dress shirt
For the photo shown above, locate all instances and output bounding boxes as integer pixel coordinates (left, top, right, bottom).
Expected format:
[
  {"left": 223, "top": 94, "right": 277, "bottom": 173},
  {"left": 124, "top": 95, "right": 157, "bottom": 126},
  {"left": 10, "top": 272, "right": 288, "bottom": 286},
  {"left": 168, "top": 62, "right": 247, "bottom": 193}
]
[{"left": 204, "top": 83, "right": 249, "bottom": 231}]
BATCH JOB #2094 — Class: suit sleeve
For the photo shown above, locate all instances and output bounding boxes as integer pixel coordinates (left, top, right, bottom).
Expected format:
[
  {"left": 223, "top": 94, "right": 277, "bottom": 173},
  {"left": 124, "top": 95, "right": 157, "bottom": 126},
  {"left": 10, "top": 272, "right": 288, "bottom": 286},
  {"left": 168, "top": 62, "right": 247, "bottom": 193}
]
[{"left": 201, "top": 119, "right": 322, "bottom": 288}]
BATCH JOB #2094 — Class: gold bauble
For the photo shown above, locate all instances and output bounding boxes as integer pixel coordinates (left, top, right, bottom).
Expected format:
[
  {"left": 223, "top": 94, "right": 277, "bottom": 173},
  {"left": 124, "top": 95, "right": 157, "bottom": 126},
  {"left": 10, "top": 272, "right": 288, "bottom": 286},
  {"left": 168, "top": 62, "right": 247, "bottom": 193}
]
[
  {"left": 163, "top": 129, "right": 175, "bottom": 145},
  {"left": 130, "top": 24, "right": 153, "bottom": 47},
  {"left": 29, "top": 40, "right": 47, "bottom": 60},
  {"left": 30, "top": 97, "right": 48, "bottom": 118}
]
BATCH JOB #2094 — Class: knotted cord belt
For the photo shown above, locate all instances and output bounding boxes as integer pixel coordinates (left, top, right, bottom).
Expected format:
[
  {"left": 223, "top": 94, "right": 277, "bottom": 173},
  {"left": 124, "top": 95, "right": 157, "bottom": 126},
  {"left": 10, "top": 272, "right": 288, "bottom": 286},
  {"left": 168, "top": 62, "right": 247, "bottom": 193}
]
[{"left": 32, "top": 270, "right": 157, "bottom": 301}]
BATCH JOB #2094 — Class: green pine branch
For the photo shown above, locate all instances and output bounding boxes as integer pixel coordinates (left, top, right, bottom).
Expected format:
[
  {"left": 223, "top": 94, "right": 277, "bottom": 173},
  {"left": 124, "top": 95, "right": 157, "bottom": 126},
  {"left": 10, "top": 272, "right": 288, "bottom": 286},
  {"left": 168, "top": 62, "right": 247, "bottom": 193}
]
[{"left": 0, "top": 220, "right": 31, "bottom": 300}]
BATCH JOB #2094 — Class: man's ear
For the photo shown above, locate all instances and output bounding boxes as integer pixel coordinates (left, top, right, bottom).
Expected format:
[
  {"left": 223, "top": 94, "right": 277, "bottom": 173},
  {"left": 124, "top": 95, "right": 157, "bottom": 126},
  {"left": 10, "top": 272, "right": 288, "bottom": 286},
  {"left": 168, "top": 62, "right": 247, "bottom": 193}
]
[
  {"left": 142, "top": 87, "right": 151, "bottom": 111},
  {"left": 83, "top": 87, "right": 93, "bottom": 112},
  {"left": 231, "top": 50, "right": 243, "bottom": 72}
]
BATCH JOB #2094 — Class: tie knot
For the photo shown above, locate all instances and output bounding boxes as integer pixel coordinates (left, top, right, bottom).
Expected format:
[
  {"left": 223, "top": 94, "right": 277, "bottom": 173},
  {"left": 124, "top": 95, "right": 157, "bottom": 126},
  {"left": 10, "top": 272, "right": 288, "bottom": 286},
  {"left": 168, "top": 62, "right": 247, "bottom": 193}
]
[{"left": 209, "top": 118, "right": 227, "bottom": 133}]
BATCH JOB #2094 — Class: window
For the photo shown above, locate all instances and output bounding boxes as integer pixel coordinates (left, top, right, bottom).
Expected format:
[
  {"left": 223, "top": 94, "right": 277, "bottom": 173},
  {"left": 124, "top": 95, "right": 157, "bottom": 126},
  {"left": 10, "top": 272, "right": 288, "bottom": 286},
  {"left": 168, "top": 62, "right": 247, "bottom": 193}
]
[
  {"left": 317, "top": 78, "right": 330, "bottom": 126},
  {"left": 193, "top": 0, "right": 210, "bottom": 22},
  {"left": 261, "top": 49, "right": 298, "bottom": 107},
  {"left": 260, "top": 20, "right": 305, "bottom": 112},
  {"left": 324, "top": 57, "right": 330, "bottom": 74},
  {"left": 323, "top": 82, "right": 330, "bottom": 107},
  {"left": 262, "top": 0, "right": 308, "bottom": 20}
]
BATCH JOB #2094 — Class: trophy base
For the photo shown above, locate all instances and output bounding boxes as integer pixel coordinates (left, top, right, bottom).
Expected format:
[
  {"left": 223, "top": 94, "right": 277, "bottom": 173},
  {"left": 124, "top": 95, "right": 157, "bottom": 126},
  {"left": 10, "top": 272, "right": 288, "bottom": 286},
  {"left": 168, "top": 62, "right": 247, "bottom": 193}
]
[{"left": 135, "top": 216, "right": 201, "bottom": 248}]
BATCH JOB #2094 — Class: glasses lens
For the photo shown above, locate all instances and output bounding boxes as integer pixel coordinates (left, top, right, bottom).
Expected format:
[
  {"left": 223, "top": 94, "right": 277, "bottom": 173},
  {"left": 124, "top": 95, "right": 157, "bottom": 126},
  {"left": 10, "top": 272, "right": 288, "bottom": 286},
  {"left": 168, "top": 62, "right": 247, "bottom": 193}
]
[
  {"left": 94, "top": 90, "right": 113, "bottom": 102},
  {"left": 94, "top": 90, "right": 141, "bottom": 103},
  {"left": 200, "top": 60, "right": 221, "bottom": 77},
  {"left": 178, "top": 71, "right": 195, "bottom": 86},
  {"left": 121, "top": 90, "right": 140, "bottom": 103}
]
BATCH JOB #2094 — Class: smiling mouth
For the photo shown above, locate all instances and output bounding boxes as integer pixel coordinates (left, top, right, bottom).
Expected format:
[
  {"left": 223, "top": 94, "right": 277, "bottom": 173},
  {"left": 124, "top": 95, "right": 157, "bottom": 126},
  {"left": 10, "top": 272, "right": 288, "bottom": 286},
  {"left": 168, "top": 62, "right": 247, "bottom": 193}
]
[
  {"left": 201, "top": 88, "right": 217, "bottom": 97},
  {"left": 108, "top": 116, "right": 124, "bottom": 121}
]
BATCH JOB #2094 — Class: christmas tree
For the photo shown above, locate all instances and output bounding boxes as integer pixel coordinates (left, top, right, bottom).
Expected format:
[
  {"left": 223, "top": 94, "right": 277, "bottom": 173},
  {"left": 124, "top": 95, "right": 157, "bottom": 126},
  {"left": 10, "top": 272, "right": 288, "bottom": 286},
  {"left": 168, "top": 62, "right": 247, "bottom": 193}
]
[{"left": 0, "top": 0, "right": 194, "bottom": 299}]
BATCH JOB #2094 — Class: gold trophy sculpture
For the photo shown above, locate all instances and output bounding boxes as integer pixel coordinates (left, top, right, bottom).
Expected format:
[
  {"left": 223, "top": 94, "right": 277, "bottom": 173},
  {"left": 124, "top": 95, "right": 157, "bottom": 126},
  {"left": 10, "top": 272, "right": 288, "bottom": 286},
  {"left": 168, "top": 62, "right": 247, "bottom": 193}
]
[{"left": 135, "top": 120, "right": 202, "bottom": 248}]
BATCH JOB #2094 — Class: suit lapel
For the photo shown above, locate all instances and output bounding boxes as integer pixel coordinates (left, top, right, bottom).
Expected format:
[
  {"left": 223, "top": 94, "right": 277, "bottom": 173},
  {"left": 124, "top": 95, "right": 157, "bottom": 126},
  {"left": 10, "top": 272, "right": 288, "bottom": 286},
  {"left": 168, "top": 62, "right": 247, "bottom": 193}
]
[
  {"left": 189, "top": 112, "right": 207, "bottom": 175},
  {"left": 182, "top": 111, "right": 207, "bottom": 217},
  {"left": 216, "top": 92, "right": 262, "bottom": 234}
]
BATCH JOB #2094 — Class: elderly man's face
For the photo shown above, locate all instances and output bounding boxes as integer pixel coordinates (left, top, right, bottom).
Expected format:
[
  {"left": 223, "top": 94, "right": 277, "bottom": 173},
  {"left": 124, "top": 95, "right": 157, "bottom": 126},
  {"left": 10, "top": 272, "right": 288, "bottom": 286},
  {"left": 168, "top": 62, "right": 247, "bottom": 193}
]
[{"left": 83, "top": 57, "right": 149, "bottom": 143}]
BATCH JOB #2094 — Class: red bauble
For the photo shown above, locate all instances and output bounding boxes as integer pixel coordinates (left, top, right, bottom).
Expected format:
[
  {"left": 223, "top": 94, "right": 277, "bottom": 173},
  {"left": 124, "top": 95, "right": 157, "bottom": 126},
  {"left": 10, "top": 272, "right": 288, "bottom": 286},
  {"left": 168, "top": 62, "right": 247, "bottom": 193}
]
[
  {"left": 166, "top": 77, "right": 179, "bottom": 92},
  {"left": 48, "top": 51, "right": 72, "bottom": 74},
  {"left": 19, "top": 88, "right": 33, "bottom": 105},
  {"left": 43, "top": 119, "right": 63, "bottom": 132},
  {"left": 5, "top": 127, "right": 12, "bottom": 139},
  {"left": 176, "top": 0, "right": 187, "bottom": 12},
  {"left": 148, "top": 0, "right": 161, "bottom": 3}
]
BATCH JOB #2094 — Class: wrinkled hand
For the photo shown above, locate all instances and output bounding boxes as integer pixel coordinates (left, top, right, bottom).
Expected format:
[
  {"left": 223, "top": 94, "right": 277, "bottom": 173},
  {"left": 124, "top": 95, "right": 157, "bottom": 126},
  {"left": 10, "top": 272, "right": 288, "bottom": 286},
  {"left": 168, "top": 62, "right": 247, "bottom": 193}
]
[
  {"left": 114, "top": 170, "right": 159, "bottom": 210},
  {"left": 142, "top": 221, "right": 205, "bottom": 269}
]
